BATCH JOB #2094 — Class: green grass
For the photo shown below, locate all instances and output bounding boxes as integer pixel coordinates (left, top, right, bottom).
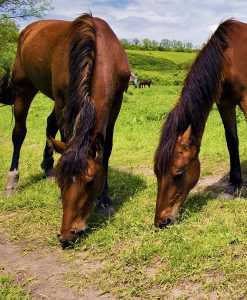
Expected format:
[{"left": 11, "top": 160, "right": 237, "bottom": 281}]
[
  {"left": 126, "top": 49, "right": 196, "bottom": 64},
  {"left": 0, "top": 50, "right": 247, "bottom": 299},
  {"left": 126, "top": 49, "right": 196, "bottom": 85},
  {"left": 0, "top": 271, "right": 31, "bottom": 300}
]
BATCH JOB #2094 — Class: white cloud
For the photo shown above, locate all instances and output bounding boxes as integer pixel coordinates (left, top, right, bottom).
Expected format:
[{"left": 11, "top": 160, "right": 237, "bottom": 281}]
[
  {"left": 18, "top": 0, "right": 247, "bottom": 46},
  {"left": 207, "top": 24, "right": 219, "bottom": 33}
]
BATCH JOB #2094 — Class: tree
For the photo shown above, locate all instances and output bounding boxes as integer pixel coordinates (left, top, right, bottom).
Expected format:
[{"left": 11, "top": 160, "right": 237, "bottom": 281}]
[
  {"left": 0, "top": 15, "right": 19, "bottom": 74},
  {"left": 0, "top": 0, "right": 53, "bottom": 19},
  {"left": 142, "top": 38, "right": 152, "bottom": 49},
  {"left": 132, "top": 38, "right": 140, "bottom": 46}
]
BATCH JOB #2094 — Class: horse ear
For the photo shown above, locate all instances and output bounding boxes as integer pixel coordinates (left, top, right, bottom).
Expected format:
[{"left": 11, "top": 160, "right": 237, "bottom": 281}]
[
  {"left": 179, "top": 125, "right": 191, "bottom": 145},
  {"left": 48, "top": 137, "right": 67, "bottom": 154}
]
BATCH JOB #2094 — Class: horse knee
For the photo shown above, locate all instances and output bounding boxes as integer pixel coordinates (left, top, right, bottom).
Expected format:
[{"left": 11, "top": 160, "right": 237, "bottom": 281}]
[{"left": 12, "top": 125, "right": 27, "bottom": 145}]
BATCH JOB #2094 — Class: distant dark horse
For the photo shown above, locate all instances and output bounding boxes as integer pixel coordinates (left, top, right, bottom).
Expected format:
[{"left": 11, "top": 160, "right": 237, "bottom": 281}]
[
  {"left": 139, "top": 79, "right": 152, "bottom": 88},
  {"left": 0, "top": 14, "right": 130, "bottom": 247},
  {"left": 154, "top": 19, "right": 247, "bottom": 228},
  {"left": 125, "top": 72, "right": 137, "bottom": 92}
]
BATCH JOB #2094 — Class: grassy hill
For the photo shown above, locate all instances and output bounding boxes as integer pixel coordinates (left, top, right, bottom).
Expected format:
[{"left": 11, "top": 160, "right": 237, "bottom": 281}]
[{"left": 126, "top": 49, "right": 196, "bottom": 85}]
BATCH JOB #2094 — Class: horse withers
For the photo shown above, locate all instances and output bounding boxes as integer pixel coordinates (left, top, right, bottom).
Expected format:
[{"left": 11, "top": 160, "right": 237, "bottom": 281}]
[
  {"left": 0, "top": 14, "right": 130, "bottom": 248},
  {"left": 154, "top": 19, "right": 247, "bottom": 228}
]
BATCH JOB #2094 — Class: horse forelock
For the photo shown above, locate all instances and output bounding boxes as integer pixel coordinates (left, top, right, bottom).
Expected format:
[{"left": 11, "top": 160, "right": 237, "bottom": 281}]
[
  {"left": 154, "top": 19, "right": 235, "bottom": 178},
  {"left": 56, "top": 13, "right": 96, "bottom": 189}
]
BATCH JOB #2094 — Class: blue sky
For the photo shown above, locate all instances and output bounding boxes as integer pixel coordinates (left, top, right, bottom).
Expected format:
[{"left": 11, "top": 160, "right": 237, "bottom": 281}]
[{"left": 21, "top": 0, "right": 247, "bottom": 46}]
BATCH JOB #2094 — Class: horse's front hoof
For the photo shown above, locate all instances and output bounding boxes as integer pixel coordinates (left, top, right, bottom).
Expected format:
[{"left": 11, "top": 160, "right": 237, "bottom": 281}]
[
  {"left": 43, "top": 168, "right": 55, "bottom": 179},
  {"left": 96, "top": 204, "right": 115, "bottom": 217},
  {"left": 3, "top": 170, "right": 19, "bottom": 197},
  {"left": 2, "top": 187, "right": 17, "bottom": 197},
  {"left": 218, "top": 182, "right": 243, "bottom": 199},
  {"left": 96, "top": 195, "right": 115, "bottom": 217},
  {"left": 218, "top": 192, "right": 235, "bottom": 200}
]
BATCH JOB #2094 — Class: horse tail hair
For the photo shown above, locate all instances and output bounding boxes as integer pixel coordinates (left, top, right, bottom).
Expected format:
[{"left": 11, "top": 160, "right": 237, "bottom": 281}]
[
  {"left": 56, "top": 13, "right": 96, "bottom": 189},
  {"left": 0, "top": 69, "right": 15, "bottom": 105}
]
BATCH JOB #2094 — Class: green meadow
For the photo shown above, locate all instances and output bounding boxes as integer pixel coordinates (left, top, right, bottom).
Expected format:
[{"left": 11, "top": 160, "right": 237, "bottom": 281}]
[{"left": 0, "top": 50, "right": 247, "bottom": 299}]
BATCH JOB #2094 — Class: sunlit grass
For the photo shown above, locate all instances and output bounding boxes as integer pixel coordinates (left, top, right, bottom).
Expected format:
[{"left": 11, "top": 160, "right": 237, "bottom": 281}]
[{"left": 0, "top": 51, "right": 246, "bottom": 299}]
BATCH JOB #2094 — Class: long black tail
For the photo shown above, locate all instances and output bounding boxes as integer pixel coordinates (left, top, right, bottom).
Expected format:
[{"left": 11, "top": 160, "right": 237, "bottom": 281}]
[{"left": 0, "top": 69, "right": 15, "bottom": 105}]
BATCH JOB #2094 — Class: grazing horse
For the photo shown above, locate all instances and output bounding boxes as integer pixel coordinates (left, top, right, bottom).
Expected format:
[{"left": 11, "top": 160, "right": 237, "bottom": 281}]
[
  {"left": 0, "top": 14, "right": 130, "bottom": 247},
  {"left": 154, "top": 19, "right": 247, "bottom": 228},
  {"left": 139, "top": 79, "right": 151, "bottom": 88},
  {"left": 125, "top": 72, "right": 137, "bottom": 92}
]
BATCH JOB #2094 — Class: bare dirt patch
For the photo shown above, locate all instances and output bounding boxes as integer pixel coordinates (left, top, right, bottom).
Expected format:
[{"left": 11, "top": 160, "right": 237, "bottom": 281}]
[{"left": 0, "top": 230, "right": 114, "bottom": 300}]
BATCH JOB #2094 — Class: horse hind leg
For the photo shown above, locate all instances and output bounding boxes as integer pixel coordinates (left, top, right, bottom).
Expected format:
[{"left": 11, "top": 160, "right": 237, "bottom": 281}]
[
  {"left": 217, "top": 104, "right": 243, "bottom": 199},
  {"left": 3, "top": 83, "right": 37, "bottom": 196}
]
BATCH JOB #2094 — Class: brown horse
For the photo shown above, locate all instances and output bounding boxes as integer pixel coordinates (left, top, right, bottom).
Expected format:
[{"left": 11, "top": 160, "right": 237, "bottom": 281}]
[
  {"left": 0, "top": 13, "right": 130, "bottom": 247},
  {"left": 139, "top": 79, "right": 152, "bottom": 88},
  {"left": 154, "top": 19, "right": 247, "bottom": 228}
]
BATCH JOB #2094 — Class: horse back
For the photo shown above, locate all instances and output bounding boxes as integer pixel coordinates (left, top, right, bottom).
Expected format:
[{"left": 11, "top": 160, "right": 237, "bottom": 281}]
[
  {"left": 221, "top": 20, "right": 247, "bottom": 107},
  {"left": 13, "top": 20, "right": 71, "bottom": 99}
]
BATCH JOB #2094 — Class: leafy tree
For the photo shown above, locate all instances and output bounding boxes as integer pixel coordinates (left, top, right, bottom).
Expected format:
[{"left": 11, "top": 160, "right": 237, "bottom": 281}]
[
  {"left": 132, "top": 38, "right": 140, "bottom": 46},
  {"left": 119, "top": 38, "right": 130, "bottom": 48},
  {"left": 0, "top": 1, "right": 53, "bottom": 74},
  {"left": 0, "top": 15, "right": 19, "bottom": 74},
  {"left": 185, "top": 42, "right": 193, "bottom": 49},
  {"left": 0, "top": 0, "right": 53, "bottom": 19},
  {"left": 142, "top": 38, "right": 152, "bottom": 49}
]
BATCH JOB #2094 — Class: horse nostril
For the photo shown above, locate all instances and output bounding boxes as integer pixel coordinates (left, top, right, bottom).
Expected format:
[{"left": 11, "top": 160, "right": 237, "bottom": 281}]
[
  {"left": 58, "top": 230, "right": 85, "bottom": 250},
  {"left": 60, "top": 239, "right": 73, "bottom": 250},
  {"left": 158, "top": 218, "right": 174, "bottom": 229}
]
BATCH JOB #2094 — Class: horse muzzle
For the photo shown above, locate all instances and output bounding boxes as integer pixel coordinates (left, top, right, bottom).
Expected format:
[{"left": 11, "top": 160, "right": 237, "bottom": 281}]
[
  {"left": 155, "top": 217, "right": 175, "bottom": 229},
  {"left": 57, "top": 229, "right": 85, "bottom": 249}
]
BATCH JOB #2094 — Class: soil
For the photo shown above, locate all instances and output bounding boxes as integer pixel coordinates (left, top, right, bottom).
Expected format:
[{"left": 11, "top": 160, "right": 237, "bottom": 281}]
[{"left": 0, "top": 230, "right": 114, "bottom": 300}]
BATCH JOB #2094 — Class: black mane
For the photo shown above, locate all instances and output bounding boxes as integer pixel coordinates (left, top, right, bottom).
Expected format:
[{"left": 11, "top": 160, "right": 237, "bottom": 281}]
[
  {"left": 56, "top": 13, "right": 96, "bottom": 189},
  {"left": 154, "top": 19, "right": 234, "bottom": 178}
]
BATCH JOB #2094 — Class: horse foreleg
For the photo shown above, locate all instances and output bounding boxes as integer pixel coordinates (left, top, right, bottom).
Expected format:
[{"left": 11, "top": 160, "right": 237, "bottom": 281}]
[
  {"left": 217, "top": 104, "right": 243, "bottom": 198},
  {"left": 41, "top": 107, "right": 58, "bottom": 178},
  {"left": 96, "top": 126, "right": 114, "bottom": 215},
  {"left": 3, "top": 86, "right": 37, "bottom": 196}
]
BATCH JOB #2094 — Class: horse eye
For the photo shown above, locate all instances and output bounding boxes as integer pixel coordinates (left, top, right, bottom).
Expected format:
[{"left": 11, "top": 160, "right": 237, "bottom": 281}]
[
  {"left": 86, "top": 179, "right": 95, "bottom": 187},
  {"left": 173, "top": 170, "right": 184, "bottom": 180}
]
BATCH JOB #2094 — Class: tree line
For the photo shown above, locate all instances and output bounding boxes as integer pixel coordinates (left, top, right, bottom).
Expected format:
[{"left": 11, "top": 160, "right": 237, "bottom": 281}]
[
  {"left": 120, "top": 38, "right": 198, "bottom": 52},
  {"left": 0, "top": 0, "right": 53, "bottom": 74}
]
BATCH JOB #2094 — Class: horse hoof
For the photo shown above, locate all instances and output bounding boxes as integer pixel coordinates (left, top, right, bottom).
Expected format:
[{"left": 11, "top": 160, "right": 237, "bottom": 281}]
[
  {"left": 2, "top": 187, "right": 17, "bottom": 197},
  {"left": 96, "top": 204, "right": 115, "bottom": 217},
  {"left": 43, "top": 168, "right": 55, "bottom": 179},
  {"left": 217, "top": 192, "right": 234, "bottom": 200},
  {"left": 96, "top": 196, "right": 115, "bottom": 216}
]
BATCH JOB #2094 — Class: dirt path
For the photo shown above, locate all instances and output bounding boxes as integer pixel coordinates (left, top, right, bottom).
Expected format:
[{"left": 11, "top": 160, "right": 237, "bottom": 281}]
[{"left": 0, "top": 230, "right": 114, "bottom": 300}]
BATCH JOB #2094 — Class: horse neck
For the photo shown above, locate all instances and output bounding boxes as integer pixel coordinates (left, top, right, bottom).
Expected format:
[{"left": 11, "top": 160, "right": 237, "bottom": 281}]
[
  {"left": 91, "top": 19, "right": 130, "bottom": 135},
  {"left": 177, "top": 83, "right": 215, "bottom": 146}
]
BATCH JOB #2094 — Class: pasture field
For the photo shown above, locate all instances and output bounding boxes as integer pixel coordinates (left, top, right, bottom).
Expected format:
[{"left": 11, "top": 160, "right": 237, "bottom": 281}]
[{"left": 0, "top": 50, "right": 247, "bottom": 299}]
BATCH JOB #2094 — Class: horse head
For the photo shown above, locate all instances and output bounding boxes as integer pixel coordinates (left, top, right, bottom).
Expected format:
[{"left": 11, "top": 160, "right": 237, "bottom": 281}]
[
  {"left": 49, "top": 133, "right": 105, "bottom": 248},
  {"left": 154, "top": 126, "right": 200, "bottom": 228}
]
